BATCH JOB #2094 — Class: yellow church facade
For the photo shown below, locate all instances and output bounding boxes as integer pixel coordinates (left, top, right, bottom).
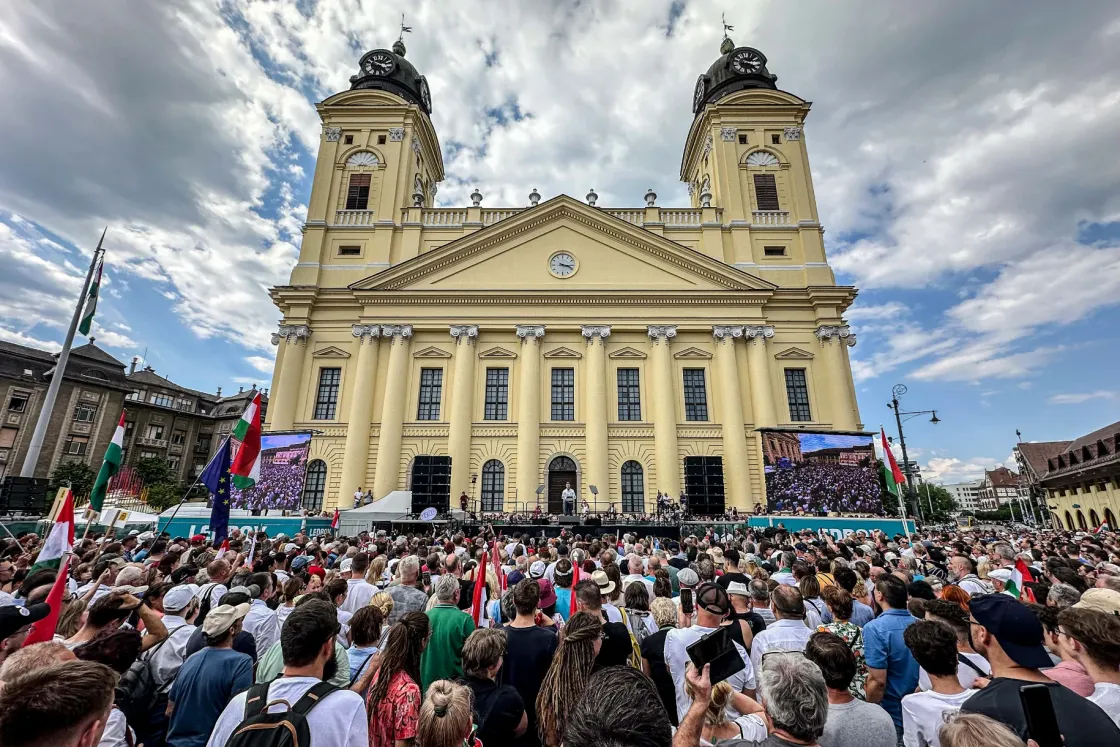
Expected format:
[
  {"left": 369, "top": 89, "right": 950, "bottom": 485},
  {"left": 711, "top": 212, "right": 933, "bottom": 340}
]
[{"left": 266, "top": 38, "right": 862, "bottom": 514}]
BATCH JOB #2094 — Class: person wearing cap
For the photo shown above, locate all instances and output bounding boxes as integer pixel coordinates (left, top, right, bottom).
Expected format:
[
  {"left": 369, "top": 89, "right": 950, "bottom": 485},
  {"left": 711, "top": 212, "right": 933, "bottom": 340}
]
[
  {"left": 673, "top": 567, "right": 700, "bottom": 623},
  {"left": 986, "top": 568, "right": 1018, "bottom": 598},
  {"left": 0, "top": 602, "right": 50, "bottom": 666},
  {"left": 74, "top": 554, "right": 127, "bottom": 602},
  {"left": 663, "top": 581, "right": 757, "bottom": 724},
  {"left": 143, "top": 584, "right": 200, "bottom": 706},
  {"left": 166, "top": 602, "right": 253, "bottom": 747},
  {"left": 1056, "top": 606, "right": 1120, "bottom": 728},
  {"left": 961, "top": 593, "right": 1120, "bottom": 745},
  {"left": 725, "top": 581, "right": 766, "bottom": 652}
]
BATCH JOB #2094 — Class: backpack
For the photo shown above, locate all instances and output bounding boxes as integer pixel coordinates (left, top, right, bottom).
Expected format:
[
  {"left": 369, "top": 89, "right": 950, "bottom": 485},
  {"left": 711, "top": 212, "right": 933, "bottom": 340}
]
[
  {"left": 195, "top": 583, "right": 220, "bottom": 627},
  {"left": 223, "top": 681, "right": 336, "bottom": 747},
  {"left": 115, "top": 626, "right": 185, "bottom": 726},
  {"left": 616, "top": 609, "right": 645, "bottom": 669}
]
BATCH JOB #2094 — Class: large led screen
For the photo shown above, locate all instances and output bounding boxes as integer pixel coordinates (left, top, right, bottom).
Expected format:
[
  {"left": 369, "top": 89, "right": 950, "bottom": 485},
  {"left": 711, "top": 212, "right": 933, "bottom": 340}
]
[
  {"left": 231, "top": 432, "right": 313, "bottom": 511},
  {"left": 761, "top": 430, "right": 882, "bottom": 514}
]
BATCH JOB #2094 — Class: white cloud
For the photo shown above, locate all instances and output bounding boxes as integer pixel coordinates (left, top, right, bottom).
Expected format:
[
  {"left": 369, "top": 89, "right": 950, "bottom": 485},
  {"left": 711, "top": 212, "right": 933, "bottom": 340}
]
[
  {"left": 245, "top": 355, "right": 276, "bottom": 375},
  {"left": 924, "top": 456, "right": 1002, "bottom": 484},
  {"left": 1048, "top": 390, "right": 1117, "bottom": 405}
]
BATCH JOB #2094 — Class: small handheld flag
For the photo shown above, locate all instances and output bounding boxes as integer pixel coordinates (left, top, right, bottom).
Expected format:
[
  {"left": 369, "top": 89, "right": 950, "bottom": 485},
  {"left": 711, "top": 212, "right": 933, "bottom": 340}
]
[
  {"left": 472, "top": 548, "right": 488, "bottom": 626},
  {"left": 23, "top": 554, "right": 72, "bottom": 647},
  {"left": 331, "top": 509, "right": 340, "bottom": 531},
  {"left": 201, "top": 437, "right": 234, "bottom": 543},
  {"left": 30, "top": 490, "right": 74, "bottom": 574},
  {"left": 569, "top": 561, "right": 580, "bottom": 619}
]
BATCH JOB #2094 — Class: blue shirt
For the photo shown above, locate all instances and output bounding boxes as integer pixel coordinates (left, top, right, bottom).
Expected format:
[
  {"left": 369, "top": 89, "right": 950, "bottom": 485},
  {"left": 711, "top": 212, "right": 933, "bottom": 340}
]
[
  {"left": 862, "top": 608, "right": 918, "bottom": 729},
  {"left": 167, "top": 647, "right": 253, "bottom": 747},
  {"left": 555, "top": 588, "right": 572, "bottom": 621},
  {"left": 347, "top": 644, "right": 379, "bottom": 681},
  {"left": 850, "top": 600, "right": 875, "bottom": 627}
]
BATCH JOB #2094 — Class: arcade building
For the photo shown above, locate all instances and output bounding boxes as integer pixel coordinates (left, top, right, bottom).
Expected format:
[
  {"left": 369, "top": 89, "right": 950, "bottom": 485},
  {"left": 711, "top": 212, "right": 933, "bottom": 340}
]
[{"left": 266, "top": 36, "right": 863, "bottom": 515}]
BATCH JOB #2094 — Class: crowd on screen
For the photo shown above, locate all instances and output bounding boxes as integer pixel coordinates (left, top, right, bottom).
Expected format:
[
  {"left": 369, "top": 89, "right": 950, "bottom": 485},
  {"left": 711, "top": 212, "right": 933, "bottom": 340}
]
[
  {"left": 765, "top": 464, "right": 885, "bottom": 514},
  {"left": 230, "top": 457, "right": 310, "bottom": 512},
  {"left": 0, "top": 519, "right": 1119, "bottom": 747}
]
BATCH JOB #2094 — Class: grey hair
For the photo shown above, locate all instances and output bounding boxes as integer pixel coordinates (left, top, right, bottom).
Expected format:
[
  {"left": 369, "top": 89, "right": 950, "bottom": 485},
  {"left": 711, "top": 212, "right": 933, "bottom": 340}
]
[
  {"left": 757, "top": 653, "right": 828, "bottom": 742},
  {"left": 399, "top": 555, "right": 420, "bottom": 581},
  {"left": 1047, "top": 582, "right": 1081, "bottom": 609},
  {"left": 992, "top": 543, "right": 1016, "bottom": 562},
  {"left": 433, "top": 574, "right": 459, "bottom": 602}
]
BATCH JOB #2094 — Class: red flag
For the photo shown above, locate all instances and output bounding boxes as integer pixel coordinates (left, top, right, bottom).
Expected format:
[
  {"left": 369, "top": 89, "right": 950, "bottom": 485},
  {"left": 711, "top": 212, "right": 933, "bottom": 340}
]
[
  {"left": 1015, "top": 558, "right": 1037, "bottom": 603},
  {"left": 880, "top": 427, "right": 906, "bottom": 486},
  {"left": 472, "top": 549, "right": 488, "bottom": 626},
  {"left": 569, "top": 561, "right": 580, "bottom": 618},
  {"left": 215, "top": 538, "right": 230, "bottom": 560},
  {"left": 23, "top": 555, "right": 71, "bottom": 646},
  {"left": 491, "top": 540, "right": 504, "bottom": 592},
  {"left": 331, "top": 508, "right": 340, "bottom": 530}
]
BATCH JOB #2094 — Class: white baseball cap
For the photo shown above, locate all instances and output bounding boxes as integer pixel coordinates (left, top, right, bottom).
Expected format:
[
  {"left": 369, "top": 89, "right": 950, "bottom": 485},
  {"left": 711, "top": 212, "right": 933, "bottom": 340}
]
[
  {"left": 339, "top": 557, "right": 354, "bottom": 573},
  {"left": 163, "top": 585, "right": 196, "bottom": 612}
]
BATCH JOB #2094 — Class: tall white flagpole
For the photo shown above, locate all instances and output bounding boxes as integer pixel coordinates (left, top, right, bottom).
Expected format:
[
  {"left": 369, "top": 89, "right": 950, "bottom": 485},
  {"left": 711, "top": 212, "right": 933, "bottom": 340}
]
[{"left": 20, "top": 229, "right": 107, "bottom": 478}]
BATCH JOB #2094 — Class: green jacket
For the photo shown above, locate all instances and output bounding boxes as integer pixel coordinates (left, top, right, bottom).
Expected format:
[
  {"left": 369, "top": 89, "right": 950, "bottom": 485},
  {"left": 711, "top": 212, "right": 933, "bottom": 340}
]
[
  {"left": 421, "top": 604, "right": 476, "bottom": 694},
  {"left": 255, "top": 639, "right": 351, "bottom": 688}
]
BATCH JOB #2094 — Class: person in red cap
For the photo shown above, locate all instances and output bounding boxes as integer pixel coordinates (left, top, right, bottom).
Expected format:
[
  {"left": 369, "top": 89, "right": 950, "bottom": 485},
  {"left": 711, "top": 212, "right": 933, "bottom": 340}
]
[{"left": 190, "top": 534, "right": 207, "bottom": 545}]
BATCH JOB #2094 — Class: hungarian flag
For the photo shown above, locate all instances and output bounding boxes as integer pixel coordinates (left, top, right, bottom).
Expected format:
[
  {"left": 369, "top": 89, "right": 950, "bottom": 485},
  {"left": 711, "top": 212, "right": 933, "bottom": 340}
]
[
  {"left": 472, "top": 548, "right": 489, "bottom": 626},
  {"left": 30, "top": 490, "right": 75, "bottom": 573},
  {"left": 78, "top": 241, "right": 104, "bottom": 336},
  {"left": 1094, "top": 521, "right": 1110, "bottom": 535},
  {"left": 230, "top": 392, "right": 262, "bottom": 489},
  {"left": 331, "top": 509, "right": 340, "bottom": 530},
  {"left": 570, "top": 561, "right": 580, "bottom": 619},
  {"left": 880, "top": 427, "right": 906, "bottom": 500},
  {"left": 23, "top": 555, "right": 72, "bottom": 647},
  {"left": 89, "top": 411, "right": 125, "bottom": 512},
  {"left": 491, "top": 540, "right": 504, "bottom": 592},
  {"left": 1009, "top": 558, "right": 1037, "bottom": 602}
]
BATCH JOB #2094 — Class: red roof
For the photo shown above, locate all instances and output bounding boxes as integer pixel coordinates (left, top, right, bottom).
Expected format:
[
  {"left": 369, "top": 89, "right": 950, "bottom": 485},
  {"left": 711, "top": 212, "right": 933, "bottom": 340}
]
[{"left": 985, "top": 466, "right": 1019, "bottom": 488}]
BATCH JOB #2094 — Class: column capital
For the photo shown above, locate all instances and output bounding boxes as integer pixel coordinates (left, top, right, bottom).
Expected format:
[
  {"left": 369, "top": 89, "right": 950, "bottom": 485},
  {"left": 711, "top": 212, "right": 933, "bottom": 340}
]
[
  {"left": 352, "top": 324, "right": 381, "bottom": 343},
  {"left": 816, "top": 324, "right": 856, "bottom": 346},
  {"left": 743, "top": 324, "right": 775, "bottom": 344},
  {"left": 271, "top": 324, "right": 312, "bottom": 346},
  {"left": 515, "top": 325, "right": 546, "bottom": 342},
  {"left": 712, "top": 325, "right": 744, "bottom": 341},
  {"left": 647, "top": 325, "right": 678, "bottom": 342},
  {"left": 381, "top": 324, "right": 414, "bottom": 341},
  {"left": 450, "top": 325, "right": 479, "bottom": 344},
  {"left": 581, "top": 325, "right": 611, "bottom": 341}
]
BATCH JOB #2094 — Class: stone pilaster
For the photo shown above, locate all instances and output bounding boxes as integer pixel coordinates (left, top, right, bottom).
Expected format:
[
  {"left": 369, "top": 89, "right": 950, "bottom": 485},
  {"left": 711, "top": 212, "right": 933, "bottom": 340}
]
[
  {"left": 515, "top": 325, "right": 545, "bottom": 507},
  {"left": 582, "top": 325, "right": 611, "bottom": 503},
  {"left": 372, "top": 324, "right": 413, "bottom": 500},
  {"left": 712, "top": 326, "right": 751, "bottom": 510},
  {"left": 447, "top": 325, "right": 480, "bottom": 503},
  {"left": 268, "top": 324, "right": 312, "bottom": 430},
  {"left": 816, "top": 325, "right": 858, "bottom": 430},
  {"left": 339, "top": 324, "right": 381, "bottom": 505},
  {"left": 647, "top": 325, "right": 681, "bottom": 497}
]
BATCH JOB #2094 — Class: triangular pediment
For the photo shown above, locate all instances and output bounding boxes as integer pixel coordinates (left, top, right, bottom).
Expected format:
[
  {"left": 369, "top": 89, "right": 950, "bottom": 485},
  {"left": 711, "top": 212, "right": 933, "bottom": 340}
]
[
  {"left": 775, "top": 347, "right": 814, "bottom": 360},
  {"left": 478, "top": 346, "right": 517, "bottom": 359},
  {"left": 350, "top": 195, "right": 776, "bottom": 294},
  {"left": 673, "top": 347, "right": 712, "bottom": 360},
  {"left": 543, "top": 346, "right": 582, "bottom": 360},
  {"left": 609, "top": 347, "right": 647, "bottom": 360},
  {"left": 312, "top": 346, "right": 350, "bottom": 359},
  {"left": 413, "top": 346, "right": 452, "bottom": 359}
]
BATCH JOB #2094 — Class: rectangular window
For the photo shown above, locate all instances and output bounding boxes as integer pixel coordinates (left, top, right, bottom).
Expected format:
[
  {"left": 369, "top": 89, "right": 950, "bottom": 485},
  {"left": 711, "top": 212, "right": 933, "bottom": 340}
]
[
  {"left": 73, "top": 404, "right": 97, "bottom": 423},
  {"left": 175, "top": 398, "right": 194, "bottom": 412},
  {"left": 6, "top": 394, "right": 28, "bottom": 413},
  {"left": 0, "top": 427, "right": 17, "bottom": 449},
  {"left": 417, "top": 368, "right": 443, "bottom": 421},
  {"left": 168, "top": 456, "right": 181, "bottom": 471},
  {"left": 343, "top": 134, "right": 353, "bottom": 145},
  {"left": 126, "top": 391, "right": 141, "bottom": 401},
  {"left": 753, "top": 173, "right": 780, "bottom": 211},
  {"left": 785, "top": 368, "right": 812, "bottom": 422},
  {"left": 551, "top": 368, "right": 575, "bottom": 421},
  {"left": 149, "top": 393, "right": 174, "bottom": 407},
  {"left": 763, "top": 246, "right": 786, "bottom": 257},
  {"left": 313, "top": 367, "right": 341, "bottom": 420},
  {"left": 483, "top": 368, "right": 509, "bottom": 421},
  {"left": 196, "top": 434, "right": 212, "bottom": 453},
  {"left": 616, "top": 368, "right": 642, "bottom": 421},
  {"left": 771, "top": 133, "right": 781, "bottom": 145},
  {"left": 738, "top": 134, "right": 748, "bottom": 145},
  {"left": 145, "top": 424, "right": 164, "bottom": 440},
  {"left": 64, "top": 436, "right": 88, "bottom": 456},
  {"left": 338, "top": 245, "right": 361, "bottom": 256},
  {"left": 345, "top": 173, "right": 372, "bottom": 210},
  {"left": 170, "top": 431, "right": 186, "bottom": 446},
  {"left": 683, "top": 369, "right": 708, "bottom": 422}
]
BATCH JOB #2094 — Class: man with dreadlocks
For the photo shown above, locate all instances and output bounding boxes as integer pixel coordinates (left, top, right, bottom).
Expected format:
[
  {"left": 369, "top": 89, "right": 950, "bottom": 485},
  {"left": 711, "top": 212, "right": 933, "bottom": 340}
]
[
  {"left": 367, "top": 611, "right": 430, "bottom": 747},
  {"left": 535, "top": 611, "right": 603, "bottom": 747}
]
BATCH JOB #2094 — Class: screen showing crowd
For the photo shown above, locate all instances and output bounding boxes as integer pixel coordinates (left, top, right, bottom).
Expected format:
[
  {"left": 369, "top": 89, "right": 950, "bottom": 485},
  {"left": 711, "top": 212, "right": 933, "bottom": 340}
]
[
  {"left": 230, "top": 432, "right": 312, "bottom": 511},
  {"left": 761, "top": 430, "right": 883, "bottom": 514}
]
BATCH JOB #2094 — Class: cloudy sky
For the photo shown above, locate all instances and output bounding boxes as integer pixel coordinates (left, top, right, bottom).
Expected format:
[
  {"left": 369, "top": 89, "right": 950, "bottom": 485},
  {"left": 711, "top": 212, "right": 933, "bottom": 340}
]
[{"left": 1, "top": 1, "right": 1118, "bottom": 485}]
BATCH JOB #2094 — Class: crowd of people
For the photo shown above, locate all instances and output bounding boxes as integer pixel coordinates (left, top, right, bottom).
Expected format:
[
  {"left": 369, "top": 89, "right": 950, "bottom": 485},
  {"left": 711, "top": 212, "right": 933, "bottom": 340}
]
[
  {"left": 0, "top": 518, "right": 1118, "bottom": 747},
  {"left": 765, "top": 464, "right": 885, "bottom": 514},
  {"left": 230, "top": 450, "right": 311, "bottom": 512}
]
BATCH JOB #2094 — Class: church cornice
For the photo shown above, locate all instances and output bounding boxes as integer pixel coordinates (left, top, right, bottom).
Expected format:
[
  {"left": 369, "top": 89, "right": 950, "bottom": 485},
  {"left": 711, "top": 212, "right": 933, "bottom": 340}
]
[{"left": 352, "top": 291, "right": 770, "bottom": 306}]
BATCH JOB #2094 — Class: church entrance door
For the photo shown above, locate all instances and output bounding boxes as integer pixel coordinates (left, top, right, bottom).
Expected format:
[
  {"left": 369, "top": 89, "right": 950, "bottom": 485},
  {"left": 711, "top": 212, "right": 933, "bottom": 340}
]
[{"left": 546, "top": 455, "right": 578, "bottom": 515}]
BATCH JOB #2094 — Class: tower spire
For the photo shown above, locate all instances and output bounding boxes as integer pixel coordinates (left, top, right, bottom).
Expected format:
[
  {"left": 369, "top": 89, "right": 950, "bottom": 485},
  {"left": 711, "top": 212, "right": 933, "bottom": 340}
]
[{"left": 720, "top": 13, "right": 735, "bottom": 54}]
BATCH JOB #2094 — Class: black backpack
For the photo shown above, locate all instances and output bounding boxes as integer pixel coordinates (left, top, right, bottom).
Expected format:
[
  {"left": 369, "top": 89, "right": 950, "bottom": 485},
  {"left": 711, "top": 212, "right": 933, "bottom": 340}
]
[
  {"left": 223, "top": 681, "right": 336, "bottom": 747},
  {"left": 115, "top": 627, "right": 185, "bottom": 726},
  {"left": 195, "top": 583, "right": 220, "bottom": 627}
]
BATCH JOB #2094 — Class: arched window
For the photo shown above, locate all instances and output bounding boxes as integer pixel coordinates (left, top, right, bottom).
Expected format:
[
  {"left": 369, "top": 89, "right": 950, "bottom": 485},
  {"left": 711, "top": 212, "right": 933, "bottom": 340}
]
[
  {"left": 620, "top": 461, "right": 645, "bottom": 514},
  {"left": 743, "top": 150, "right": 782, "bottom": 214},
  {"left": 480, "top": 460, "right": 505, "bottom": 512},
  {"left": 302, "top": 460, "right": 327, "bottom": 513},
  {"left": 1105, "top": 508, "right": 1117, "bottom": 531},
  {"left": 1090, "top": 509, "right": 1101, "bottom": 528},
  {"left": 340, "top": 152, "right": 380, "bottom": 212},
  {"left": 1065, "top": 511, "right": 1075, "bottom": 531},
  {"left": 1077, "top": 510, "right": 1087, "bottom": 530}
]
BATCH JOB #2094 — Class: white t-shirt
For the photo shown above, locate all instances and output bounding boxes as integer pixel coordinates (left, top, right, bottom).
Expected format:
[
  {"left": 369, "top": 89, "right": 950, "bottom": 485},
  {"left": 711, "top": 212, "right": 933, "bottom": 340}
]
[
  {"left": 603, "top": 603, "right": 623, "bottom": 623},
  {"left": 98, "top": 708, "right": 134, "bottom": 747},
  {"left": 918, "top": 653, "right": 990, "bottom": 692},
  {"left": 901, "top": 689, "right": 976, "bottom": 747},
  {"left": 242, "top": 599, "right": 280, "bottom": 654},
  {"left": 339, "top": 578, "right": 377, "bottom": 614},
  {"left": 205, "top": 676, "right": 368, "bottom": 747},
  {"left": 664, "top": 625, "right": 757, "bottom": 723},
  {"left": 1089, "top": 683, "right": 1120, "bottom": 727}
]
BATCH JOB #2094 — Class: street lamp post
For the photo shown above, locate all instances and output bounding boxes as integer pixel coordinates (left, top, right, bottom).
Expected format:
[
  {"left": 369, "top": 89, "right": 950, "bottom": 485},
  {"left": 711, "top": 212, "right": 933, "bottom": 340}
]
[{"left": 888, "top": 384, "right": 940, "bottom": 524}]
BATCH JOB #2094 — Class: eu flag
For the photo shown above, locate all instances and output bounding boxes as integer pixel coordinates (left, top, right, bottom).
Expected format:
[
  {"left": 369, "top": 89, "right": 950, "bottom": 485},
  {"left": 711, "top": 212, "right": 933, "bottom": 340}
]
[{"left": 201, "top": 437, "right": 233, "bottom": 542}]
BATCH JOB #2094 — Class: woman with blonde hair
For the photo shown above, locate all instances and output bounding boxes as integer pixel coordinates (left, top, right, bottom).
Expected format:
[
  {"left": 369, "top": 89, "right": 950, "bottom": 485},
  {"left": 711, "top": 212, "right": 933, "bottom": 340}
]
[
  {"left": 367, "top": 555, "right": 387, "bottom": 587},
  {"left": 418, "top": 680, "right": 478, "bottom": 747},
  {"left": 276, "top": 575, "right": 305, "bottom": 627},
  {"left": 535, "top": 611, "right": 602, "bottom": 747},
  {"left": 370, "top": 591, "right": 395, "bottom": 648},
  {"left": 683, "top": 664, "right": 768, "bottom": 744},
  {"left": 643, "top": 597, "right": 681, "bottom": 725},
  {"left": 938, "top": 712, "right": 1026, "bottom": 747}
]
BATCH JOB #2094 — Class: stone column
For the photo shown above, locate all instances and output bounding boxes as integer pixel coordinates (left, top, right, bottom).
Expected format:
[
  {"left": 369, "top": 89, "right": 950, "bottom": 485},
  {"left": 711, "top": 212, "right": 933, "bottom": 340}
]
[
  {"left": 816, "top": 325, "right": 858, "bottom": 430},
  {"left": 647, "top": 325, "right": 681, "bottom": 497},
  {"left": 515, "top": 325, "right": 545, "bottom": 508},
  {"left": 447, "top": 325, "right": 479, "bottom": 503},
  {"left": 339, "top": 325, "right": 381, "bottom": 505},
  {"left": 713, "top": 326, "right": 751, "bottom": 510},
  {"left": 372, "top": 324, "right": 413, "bottom": 499},
  {"left": 744, "top": 325, "right": 776, "bottom": 427},
  {"left": 268, "top": 324, "right": 312, "bottom": 430},
  {"left": 582, "top": 325, "right": 611, "bottom": 503}
]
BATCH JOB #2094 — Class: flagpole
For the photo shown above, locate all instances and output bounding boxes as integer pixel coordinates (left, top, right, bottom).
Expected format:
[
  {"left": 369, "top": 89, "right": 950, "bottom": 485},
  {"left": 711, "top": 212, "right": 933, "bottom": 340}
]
[
  {"left": 20, "top": 229, "right": 107, "bottom": 478},
  {"left": 154, "top": 435, "right": 230, "bottom": 538}
]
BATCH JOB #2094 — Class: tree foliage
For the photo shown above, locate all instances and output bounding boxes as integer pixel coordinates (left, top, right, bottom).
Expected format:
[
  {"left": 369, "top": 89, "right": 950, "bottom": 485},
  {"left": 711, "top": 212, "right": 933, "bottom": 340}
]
[
  {"left": 145, "top": 481, "right": 183, "bottom": 512},
  {"left": 135, "top": 456, "right": 176, "bottom": 488},
  {"left": 50, "top": 460, "right": 96, "bottom": 499}
]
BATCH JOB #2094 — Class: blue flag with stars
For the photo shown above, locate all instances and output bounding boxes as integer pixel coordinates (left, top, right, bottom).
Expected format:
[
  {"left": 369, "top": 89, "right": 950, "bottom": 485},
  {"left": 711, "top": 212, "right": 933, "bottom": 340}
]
[{"left": 201, "top": 436, "right": 233, "bottom": 542}]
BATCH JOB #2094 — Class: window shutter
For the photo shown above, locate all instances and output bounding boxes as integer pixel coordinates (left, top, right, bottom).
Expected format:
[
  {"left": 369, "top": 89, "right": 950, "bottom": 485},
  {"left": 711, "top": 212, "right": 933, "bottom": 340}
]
[
  {"left": 753, "top": 174, "right": 780, "bottom": 211},
  {"left": 345, "top": 173, "right": 372, "bottom": 210}
]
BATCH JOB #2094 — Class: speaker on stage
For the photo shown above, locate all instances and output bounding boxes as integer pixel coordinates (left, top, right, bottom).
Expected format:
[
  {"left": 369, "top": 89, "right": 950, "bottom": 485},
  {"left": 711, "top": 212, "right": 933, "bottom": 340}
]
[
  {"left": 532, "top": 518, "right": 549, "bottom": 525},
  {"left": 559, "top": 516, "right": 580, "bottom": 525}
]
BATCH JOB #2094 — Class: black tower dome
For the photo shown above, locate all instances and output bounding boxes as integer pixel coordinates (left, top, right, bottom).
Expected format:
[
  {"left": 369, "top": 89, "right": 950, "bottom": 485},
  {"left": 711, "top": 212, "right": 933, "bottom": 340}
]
[
  {"left": 692, "top": 37, "right": 777, "bottom": 116},
  {"left": 350, "top": 40, "right": 432, "bottom": 114}
]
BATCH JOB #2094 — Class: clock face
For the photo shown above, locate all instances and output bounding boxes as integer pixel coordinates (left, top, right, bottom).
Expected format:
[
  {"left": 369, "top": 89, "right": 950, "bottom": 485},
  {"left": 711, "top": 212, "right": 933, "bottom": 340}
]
[
  {"left": 549, "top": 252, "right": 577, "bottom": 278},
  {"left": 730, "top": 49, "right": 763, "bottom": 75},
  {"left": 693, "top": 76, "right": 707, "bottom": 112},
  {"left": 364, "top": 51, "right": 395, "bottom": 76},
  {"left": 419, "top": 76, "right": 432, "bottom": 112}
]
